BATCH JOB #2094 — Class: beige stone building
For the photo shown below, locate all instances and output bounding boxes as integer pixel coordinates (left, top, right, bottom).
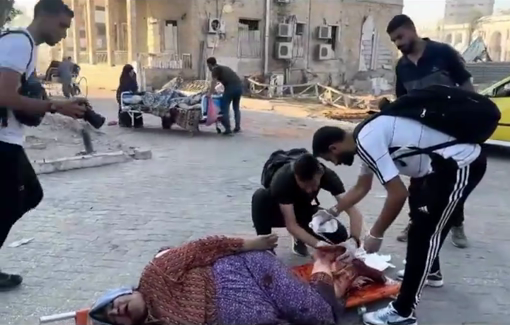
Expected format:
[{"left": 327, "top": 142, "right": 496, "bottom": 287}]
[
  {"left": 51, "top": 0, "right": 403, "bottom": 90},
  {"left": 419, "top": 15, "right": 510, "bottom": 62}
]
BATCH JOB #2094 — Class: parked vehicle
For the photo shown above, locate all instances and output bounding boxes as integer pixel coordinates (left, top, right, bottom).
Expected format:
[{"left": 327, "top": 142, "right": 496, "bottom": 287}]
[{"left": 480, "top": 77, "right": 510, "bottom": 146}]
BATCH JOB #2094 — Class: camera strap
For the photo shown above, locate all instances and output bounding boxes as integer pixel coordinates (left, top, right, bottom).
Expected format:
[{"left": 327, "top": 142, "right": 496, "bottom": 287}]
[
  {"left": 0, "top": 30, "right": 35, "bottom": 127},
  {"left": 0, "top": 29, "right": 35, "bottom": 75}
]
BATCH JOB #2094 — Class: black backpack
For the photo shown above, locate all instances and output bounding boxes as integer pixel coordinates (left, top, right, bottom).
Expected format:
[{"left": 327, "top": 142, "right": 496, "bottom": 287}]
[
  {"left": 355, "top": 84, "right": 501, "bottom": 160},
  {"left": 0, "top": 30, "right": 45, "bottom": 127},
  {"left": 261, "top": 148, "right": 309, "bottom": 188}
]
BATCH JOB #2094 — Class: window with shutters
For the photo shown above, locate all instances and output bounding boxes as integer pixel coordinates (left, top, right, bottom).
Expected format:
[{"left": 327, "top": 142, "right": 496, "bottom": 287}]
[
  {"left": 238, "top": 19, "right": 261, "bottom": 58},
  {"left": 162, "top": 20, "right": 178, "bottom": 54}
]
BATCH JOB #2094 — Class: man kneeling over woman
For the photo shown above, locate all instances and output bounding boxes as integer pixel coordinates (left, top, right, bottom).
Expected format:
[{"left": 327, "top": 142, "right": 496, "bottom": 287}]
[{"left": 89, "top": 235, "right": 385, "bottom": 325}]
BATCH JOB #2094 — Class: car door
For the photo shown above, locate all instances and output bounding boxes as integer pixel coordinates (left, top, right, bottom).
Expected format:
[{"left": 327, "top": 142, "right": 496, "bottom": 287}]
[{"left": 487, "top": 82, "right": 510, "bottom": 143}]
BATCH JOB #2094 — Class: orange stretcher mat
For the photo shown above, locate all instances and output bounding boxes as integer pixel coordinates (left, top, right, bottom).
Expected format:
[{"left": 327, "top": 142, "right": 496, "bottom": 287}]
[{"left": 291, "top": 263, "right": 401, "bottom": 308}]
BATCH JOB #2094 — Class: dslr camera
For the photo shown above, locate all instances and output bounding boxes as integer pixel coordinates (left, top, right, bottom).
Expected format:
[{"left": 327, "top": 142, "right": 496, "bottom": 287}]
[{"left": 0, "top": 73, "right": 105, "bottom": 129}]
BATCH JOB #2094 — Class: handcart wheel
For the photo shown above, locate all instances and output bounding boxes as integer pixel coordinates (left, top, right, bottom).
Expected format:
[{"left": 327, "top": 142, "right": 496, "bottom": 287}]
[
  {"left": 75, "top": 76, "right": 88, "bottom": 98},
  {"left": 216, "top": 127, "right": 222, "bottom": 134},
  {"left": 162, "top": 117, "right": 172, "bottom": 130}
]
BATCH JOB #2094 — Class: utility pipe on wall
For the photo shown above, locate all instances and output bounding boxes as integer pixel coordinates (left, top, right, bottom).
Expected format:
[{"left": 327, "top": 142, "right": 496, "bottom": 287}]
[{"left": 263, "top": 0, "right": 271, "bottom": 75}]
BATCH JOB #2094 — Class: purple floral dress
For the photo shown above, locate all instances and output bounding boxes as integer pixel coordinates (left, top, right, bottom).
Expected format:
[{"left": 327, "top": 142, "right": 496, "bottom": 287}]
[{"left": 212, "top": 251, "right": 342, "bottom": 325}]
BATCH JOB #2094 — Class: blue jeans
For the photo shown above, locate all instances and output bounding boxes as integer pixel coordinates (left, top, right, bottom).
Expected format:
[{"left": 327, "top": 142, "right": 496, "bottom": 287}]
[{"left": 220, "top": 86, "right": 242, "bottom": 132}]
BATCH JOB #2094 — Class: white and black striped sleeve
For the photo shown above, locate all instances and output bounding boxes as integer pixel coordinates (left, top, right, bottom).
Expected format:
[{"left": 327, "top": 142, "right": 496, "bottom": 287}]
[{"left": 356, "top": 135, "right": 399, "bottom": 185}]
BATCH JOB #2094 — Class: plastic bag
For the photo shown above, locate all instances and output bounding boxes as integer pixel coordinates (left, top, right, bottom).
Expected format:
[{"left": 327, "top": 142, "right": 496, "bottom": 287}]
[{"left": 205, "top": 96, "right": 219, "bottom": 126}]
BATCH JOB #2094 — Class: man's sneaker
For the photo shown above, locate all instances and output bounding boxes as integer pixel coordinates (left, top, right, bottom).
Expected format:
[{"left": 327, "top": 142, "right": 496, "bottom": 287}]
[
  {"left": 396, "top": 223, "right": 410, "bottom": 242},
  {"left": 0, "top": 272, "right": 23, "bottom": 291},
  {"left": 450, "top": 225, "right": 469, "bottom": 248},
  {"left": 363, "top": 303, "right": 417, "bottom": 325},
  {"left": 396, "top": 269, "right": 443, "bottom": 288},
  {"left": 291, "top": 238, "right": 309, "bottom": 257}
]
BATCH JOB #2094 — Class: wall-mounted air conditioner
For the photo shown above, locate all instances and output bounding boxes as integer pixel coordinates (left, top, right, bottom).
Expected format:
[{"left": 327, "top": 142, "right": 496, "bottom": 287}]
[
  {"left": 276, "top": 0, "right": 291, "bottom": 3},
  {"left": 317, "top": 25, "right": 332, "bottom": 39},
  {"left": 277, "top": 23, "right": 293, "bottom": 38},
  {"left": 317, "top": 44, "right": 333, "bottom": 60},
  {"left": 208, "top": 18, "right": 226, "bottom": 34},
  {"left": 276, "top": 42, "right": 293, "bottom": 59}
]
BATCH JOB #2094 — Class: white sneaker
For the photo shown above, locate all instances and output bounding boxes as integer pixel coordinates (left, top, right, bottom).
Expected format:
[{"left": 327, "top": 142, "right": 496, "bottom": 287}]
[
  {"left": 363, "top": 303, "right": 417, "bottom": 325},
  {"left": 396, "top": 269, "right": 444, "bottom": 288}
]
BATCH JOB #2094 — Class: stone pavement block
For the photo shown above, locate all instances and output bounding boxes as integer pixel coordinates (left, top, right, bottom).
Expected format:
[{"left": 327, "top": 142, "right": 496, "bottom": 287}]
[{"left": 0, "top": 106, "right": 509, "bottom": 324}]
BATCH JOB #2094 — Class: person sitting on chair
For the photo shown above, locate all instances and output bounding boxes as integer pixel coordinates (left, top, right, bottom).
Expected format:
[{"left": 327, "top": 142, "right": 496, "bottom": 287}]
[{"left": 116, "top": 64, "right": 143, "bottom": 128}]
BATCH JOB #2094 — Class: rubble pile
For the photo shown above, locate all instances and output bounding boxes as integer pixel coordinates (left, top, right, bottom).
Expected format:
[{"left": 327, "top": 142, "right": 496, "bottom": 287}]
[
  {"left": 24, "top": 114, "right": 127, "bottom": 161},
  {"left": 320, "top": 86, "right": 395, "bottom": 121}
]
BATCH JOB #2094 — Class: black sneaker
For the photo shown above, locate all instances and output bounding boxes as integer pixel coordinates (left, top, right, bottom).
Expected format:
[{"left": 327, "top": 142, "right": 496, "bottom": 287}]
[
  {"left": 0, "top": 272, "right": 23, "bottom": 291},
  {"left": 291, "top": 238, "right": 309, "bottom": 257},
  {"left": 397, "top": 269, "right": 443, "bottom": 288},
  {"left": 222, "top": 130, "right": 233, "bottom": 136},
  {"left": 233, "top": 127, "right": 241, "bottom": 133}
]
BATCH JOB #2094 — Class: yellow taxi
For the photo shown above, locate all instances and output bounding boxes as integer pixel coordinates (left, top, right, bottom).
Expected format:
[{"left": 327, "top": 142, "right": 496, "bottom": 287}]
[{"left": 479, "top": 77, "right": 510, "bottom": 146}]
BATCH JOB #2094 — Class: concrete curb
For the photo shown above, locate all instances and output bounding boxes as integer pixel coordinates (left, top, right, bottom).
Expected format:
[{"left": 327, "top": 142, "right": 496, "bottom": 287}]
[{"left": 33, "top": 151, "right": 132, "bottom": 175}]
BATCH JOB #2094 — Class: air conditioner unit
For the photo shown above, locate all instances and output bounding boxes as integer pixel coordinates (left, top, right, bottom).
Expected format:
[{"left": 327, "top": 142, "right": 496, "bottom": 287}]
[
  {"left": 208, "top": 18, "right": 226, "bottom": 34},
  {"left": 317, "top": 44, "right": 333, "bottom": 60},
  {"left": 317, "top": 25, "right": 332, "bottom": 39},
  {"left": 276, "top": 42, "right": 293, "bottom": 59},
  {"left": 277, "top": 23, "right": 293, "bottom": 38},
  {"left": 276, "top": 0, "right": 291, "bottom": 3}
]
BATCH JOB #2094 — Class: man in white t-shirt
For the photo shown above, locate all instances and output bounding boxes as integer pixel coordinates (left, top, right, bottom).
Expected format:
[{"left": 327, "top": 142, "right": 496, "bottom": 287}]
[
  {"left": 0, "top": 0, "right": 87, "bottom": 291},
  {"left": 312, "top": 120, "right": 486, "bottom": 325}
]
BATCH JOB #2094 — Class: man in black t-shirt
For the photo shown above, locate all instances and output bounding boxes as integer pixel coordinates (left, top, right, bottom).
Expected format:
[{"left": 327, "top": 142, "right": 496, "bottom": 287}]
[
  {"left": 388, "top": 15, "right": 474, "bottom": 248},
  {"left": 251, "top": 153, "right": 363, "bottom": 257},
  {"left": 207, "top": 57, "right": 243, "bottom": 135}
]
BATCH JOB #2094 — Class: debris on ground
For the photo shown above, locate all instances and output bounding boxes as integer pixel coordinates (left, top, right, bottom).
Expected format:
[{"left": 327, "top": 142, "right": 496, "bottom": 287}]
[
  {"left": 25, "top": 114, "right": 130, "bottom": 161},
  {"left": 8, "top": 238, "right": 35, "bottom": 248},
  {"left": 320, "top": 92, "right": 395, "bottom": 121}
]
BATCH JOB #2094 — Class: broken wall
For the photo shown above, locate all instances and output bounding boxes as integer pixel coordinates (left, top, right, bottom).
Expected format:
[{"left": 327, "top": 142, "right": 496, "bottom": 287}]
[{"left": 183, "top": 0, "right": 402, "bottom": 87}]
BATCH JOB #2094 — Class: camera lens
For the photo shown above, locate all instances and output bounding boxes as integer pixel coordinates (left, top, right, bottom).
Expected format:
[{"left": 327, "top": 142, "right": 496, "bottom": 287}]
[{"left": 84, "top": 109, "right": 106, "bottom": 129}]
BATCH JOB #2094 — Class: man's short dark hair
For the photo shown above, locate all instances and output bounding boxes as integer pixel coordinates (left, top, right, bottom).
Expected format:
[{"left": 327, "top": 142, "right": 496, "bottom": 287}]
[
  {"left": 293, "top": 153, "right": 322, "bottom": 181},
  {"left": 312, "top": 126, "right": 346, "bottom": 156},
  {"left": 34, "top": 0, "right": 74, "bottom": 18},
  {"left": 386, "top": 14, "right": 415, "bottom": 34},
  {"left": 206, "top": 57, "right": 217, "bottom": 65}
]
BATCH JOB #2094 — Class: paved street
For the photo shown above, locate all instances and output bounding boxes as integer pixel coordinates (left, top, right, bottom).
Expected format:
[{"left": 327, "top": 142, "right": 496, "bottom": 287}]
[{"left": 1, "top": 97, "right": 510, "bottom": 324}]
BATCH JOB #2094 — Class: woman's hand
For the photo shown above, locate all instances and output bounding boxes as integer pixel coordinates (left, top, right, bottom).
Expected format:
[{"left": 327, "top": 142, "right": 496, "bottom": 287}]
[{"left": 242, "top": 234, "right": 278, "bottom": 251}]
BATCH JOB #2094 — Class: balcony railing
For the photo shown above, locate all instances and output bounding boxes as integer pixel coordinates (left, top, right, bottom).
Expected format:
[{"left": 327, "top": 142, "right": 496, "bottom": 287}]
[{"left": 139, "top": 52, "right": 192, "bottom": 70}]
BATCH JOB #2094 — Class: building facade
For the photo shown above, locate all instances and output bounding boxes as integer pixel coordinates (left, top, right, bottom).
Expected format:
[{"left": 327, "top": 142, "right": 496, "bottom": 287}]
[
  {"left": 418, "top": 15, "right": 510, "bottom": 62},
  {"left": 52, "top": 0, "right": 403, "bottom": 90},
  {"left": 444, "top": 0, "right": 494, "bottom": 24}
]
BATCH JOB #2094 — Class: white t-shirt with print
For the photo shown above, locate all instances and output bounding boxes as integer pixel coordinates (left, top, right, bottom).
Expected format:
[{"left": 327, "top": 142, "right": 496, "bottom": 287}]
[
  {"left": 0, "top": 29, "right": 37, "bottom": 146},
  {"left": 357, "top": 115, "right": 481, "bottom": 185}
]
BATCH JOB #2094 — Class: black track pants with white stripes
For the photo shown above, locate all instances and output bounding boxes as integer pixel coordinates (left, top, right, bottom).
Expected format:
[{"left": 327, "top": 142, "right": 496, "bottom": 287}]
[{"left": 392, "top": 152, "right": 487, "bottom": 317}]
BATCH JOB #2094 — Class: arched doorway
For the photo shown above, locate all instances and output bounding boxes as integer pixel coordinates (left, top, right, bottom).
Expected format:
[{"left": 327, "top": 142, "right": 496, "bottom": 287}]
[
  {"left": 489, "top": 31, "right": 502, "bottom": 61},
  {"left": 359, "top": 15, "right": 377, "bottom": 71}
]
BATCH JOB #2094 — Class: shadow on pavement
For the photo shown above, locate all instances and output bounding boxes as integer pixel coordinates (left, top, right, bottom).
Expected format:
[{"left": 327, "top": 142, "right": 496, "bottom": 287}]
[{"left": 483, "top": 144, "right": 510, "bottom": 160}]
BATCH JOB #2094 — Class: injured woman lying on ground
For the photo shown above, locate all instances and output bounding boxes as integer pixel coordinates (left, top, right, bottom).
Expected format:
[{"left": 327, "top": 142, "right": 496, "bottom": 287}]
[{"left": 88, "top": 235, "right": 393, "bottom": 325}]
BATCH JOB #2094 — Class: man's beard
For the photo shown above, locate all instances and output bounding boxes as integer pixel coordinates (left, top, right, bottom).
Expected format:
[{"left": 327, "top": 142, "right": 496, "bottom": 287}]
[
  {"left": 398, "top": 41, "right": 415, "bottom": 55},
  {"left": 336, "top": 152, "right": 356, "bottom": 166}
]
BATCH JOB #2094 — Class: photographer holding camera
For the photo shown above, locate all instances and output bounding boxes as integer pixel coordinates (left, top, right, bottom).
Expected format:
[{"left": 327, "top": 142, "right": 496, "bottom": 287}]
[{"left": 0, "top": 0, "right": 88, "bottom": 291}]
